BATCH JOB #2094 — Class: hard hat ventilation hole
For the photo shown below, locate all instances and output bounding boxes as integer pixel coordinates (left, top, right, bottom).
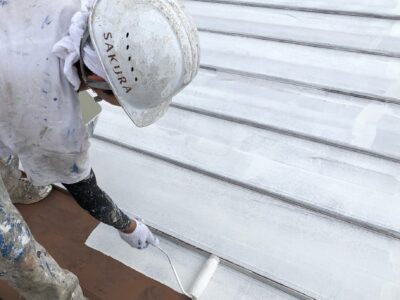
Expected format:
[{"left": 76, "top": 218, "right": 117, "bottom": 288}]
[
  {"left": 131, "top": 67, "right": 134, "bottom": 72},
  {"left": 126, "top": 45, "right": 130, "bottom": 50},
  {"left": 126, "top": 32, "right": 129, "bottom": 38},
  {"left": 128, "top": 56, "right": 132, "bottom": 61},
  {"left": 135, "top": 77, "right": 138, "bottom": 82}
]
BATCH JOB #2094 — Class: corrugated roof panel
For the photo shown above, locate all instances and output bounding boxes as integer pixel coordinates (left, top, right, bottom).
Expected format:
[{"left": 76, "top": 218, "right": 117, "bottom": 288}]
[
  {"left": 88, "top": 137, "right": 400, "bottom": 299},
  {"left": 185, "top": 1, "right": 400, "bottom": 56},
  {"left": 93, "top": 105, "right": 400, "bottom": 237},
  {"left": 200, "top": 31, "right": 400, "bottom": 101},
  {"left": 174, "top": 70, "right": 400, "bottom": 160},
  {"left": 87, "top": 223, "right": 298, "bottom": 300}
]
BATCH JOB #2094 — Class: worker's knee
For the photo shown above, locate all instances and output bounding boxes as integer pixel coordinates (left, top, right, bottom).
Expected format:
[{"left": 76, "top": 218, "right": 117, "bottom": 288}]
[{"left": 0, "top": 208, "right": 32, "bottom": 264}]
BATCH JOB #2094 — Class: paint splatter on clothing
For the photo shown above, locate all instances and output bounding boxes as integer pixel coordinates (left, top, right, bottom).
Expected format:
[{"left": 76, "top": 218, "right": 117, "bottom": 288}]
[
  {"left": 0, "top": 175, "right": 86, "bottom": 300},
  {"left": 63, "top": 169, "right": 131, "bottom": 231},
  {"left": 0, "top": 205, "right": 30, "bottom": 262}
]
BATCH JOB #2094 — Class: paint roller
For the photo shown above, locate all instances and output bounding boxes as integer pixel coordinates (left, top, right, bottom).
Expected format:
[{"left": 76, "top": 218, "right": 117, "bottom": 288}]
[{"left": 155, "top": 245, "right": 220, "bottom": 299}]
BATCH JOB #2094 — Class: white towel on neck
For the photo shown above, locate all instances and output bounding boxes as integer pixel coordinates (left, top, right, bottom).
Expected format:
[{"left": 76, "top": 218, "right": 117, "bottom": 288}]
[{"left": 52, "top": 2, "right": 107, "bottom": 90}]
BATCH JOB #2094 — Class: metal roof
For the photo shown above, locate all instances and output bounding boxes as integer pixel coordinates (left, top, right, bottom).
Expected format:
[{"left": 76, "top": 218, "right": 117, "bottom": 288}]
[{"left": 86, "top": 1, "right": 400, "bottom": 299}]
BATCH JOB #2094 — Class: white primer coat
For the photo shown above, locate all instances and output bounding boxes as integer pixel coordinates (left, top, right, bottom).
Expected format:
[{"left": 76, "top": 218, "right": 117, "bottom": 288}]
[
  {"left": 174, "top": 69, "right": 400, "bottom": 160},
  {"left": 94, "top": 105, "right": 400, "bottom": 236},
  {"left": 85, "top": 1, "right": 400, "bottom": 298},
  {"left": 87, "top": 138, "right": 400, "bottom": 300},
  {"left": 351, "top": 103, "right": 392, "bottom": 148},
  {"left": 199, "top": 32, "right": 400, "bottom": 100},
  {"left": 185, "top": 1, "right": 400, "bottom": 55},
  {"left": 86, "top": 223, "right": 294, "bottom": 300}
]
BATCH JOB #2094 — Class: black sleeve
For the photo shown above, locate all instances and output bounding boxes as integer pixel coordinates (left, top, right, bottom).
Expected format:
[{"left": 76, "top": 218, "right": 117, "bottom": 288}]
[{"left": 62, "top": 169, "right": 131, "bottom": 231}]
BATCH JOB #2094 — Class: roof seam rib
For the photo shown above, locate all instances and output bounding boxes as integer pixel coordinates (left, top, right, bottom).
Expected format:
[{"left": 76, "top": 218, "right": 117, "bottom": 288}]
[
  {"left": 200, "top": 65, "right": 400, "bottom": 105},
  {"left": 190, "top": 0, "right": 400, "bottom": 20},
  {"left": 198, "top": 28, "right": 400, "bottom": 58},
  {"left": 170, "top": 103, "right": 400, "bottom": 165}
]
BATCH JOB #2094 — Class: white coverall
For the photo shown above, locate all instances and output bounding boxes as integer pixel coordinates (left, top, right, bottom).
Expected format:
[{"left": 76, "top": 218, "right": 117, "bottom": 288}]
[
  {"left": 0, "top": 0, "right": 91, "bottom": 186},
  {"left": 0, "top": 0, "right": 91, "bottom": 298}
]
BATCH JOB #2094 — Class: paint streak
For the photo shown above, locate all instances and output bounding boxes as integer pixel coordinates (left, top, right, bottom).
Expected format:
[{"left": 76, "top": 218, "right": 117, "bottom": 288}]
[
  {"left": 0, "top": 207, "right": 31, "bottom": 262},
  {"left": 39, "top": 126, "right": 49, "bottom": 139},
  {"left": 351, "top": 103, "right": 390, "bottom": 148},
  {"left": 0, "top": 239, "right": 13, "bottom": 257},
  {"left": 66, "top": 128, "right": 76, "bottom": 137},
  {"left": 45, "top": 261, "right": 55, "bottom": 277},
  {"left": 13, "top": 247, "right": 25, "bottom": 262},
  {"left": 41, "top": 15, "right": 53, "bottom": 29},
  {"left": 71, "top": 163, "right": 80, "bottom": 174}
]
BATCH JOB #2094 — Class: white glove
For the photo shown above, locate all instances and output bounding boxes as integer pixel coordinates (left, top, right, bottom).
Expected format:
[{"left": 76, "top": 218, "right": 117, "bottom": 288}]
[{"left": 119, "top": 219, "right": 159, "bottom": 250}]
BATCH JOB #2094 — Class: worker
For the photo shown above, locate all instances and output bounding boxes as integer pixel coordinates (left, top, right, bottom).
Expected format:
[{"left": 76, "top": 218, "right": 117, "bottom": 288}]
[{"left": 0, "top": 0, "right": 200, "bottom": 298}]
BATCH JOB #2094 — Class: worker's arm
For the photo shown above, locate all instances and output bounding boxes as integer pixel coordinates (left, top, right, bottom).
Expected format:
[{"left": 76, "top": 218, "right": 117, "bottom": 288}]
[{"left": 62, "top": 169, "right": 158, "bottom": 249}]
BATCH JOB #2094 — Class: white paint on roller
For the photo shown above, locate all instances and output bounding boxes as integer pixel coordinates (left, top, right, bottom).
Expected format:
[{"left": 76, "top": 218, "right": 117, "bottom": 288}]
[
  {"left": 351, "top": 103, "right": 390, "bottom": 148},
  {"left": 154, "top": 247, "right": 220, "bottom": 299},
  {"left": 189, "top": 254, "right": 220, "bottom": 299}
]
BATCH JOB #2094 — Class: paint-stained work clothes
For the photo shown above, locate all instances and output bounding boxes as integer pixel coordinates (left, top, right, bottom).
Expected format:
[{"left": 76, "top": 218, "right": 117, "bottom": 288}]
[
  {"left": 0, "top": 0, "right": 91, "bottom": 186},
  {"left": 63, "top": 169, "right": 132, "bottom": 231},
  {"left": 0, "top": 155, "right": 53, "bottom": 204},
  {"left": 0, "top": 176, "right": 86, "bottom": 300}
]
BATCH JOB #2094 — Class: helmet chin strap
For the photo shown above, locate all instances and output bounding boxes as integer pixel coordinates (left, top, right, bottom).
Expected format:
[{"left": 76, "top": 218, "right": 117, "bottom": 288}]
[{"left": 79, "top": 26, "right": 112, "bottom": 91}]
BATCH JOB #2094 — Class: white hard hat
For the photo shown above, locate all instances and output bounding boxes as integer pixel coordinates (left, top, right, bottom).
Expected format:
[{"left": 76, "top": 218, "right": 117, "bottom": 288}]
[{"left": 84, "top": 0, "right": 200, "bottom": 127}]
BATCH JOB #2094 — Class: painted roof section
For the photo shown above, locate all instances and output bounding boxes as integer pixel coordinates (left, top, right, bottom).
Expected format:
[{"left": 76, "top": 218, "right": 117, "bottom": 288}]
[{"left": 86, "top": 1, "right": 400, "bottom": 299}]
